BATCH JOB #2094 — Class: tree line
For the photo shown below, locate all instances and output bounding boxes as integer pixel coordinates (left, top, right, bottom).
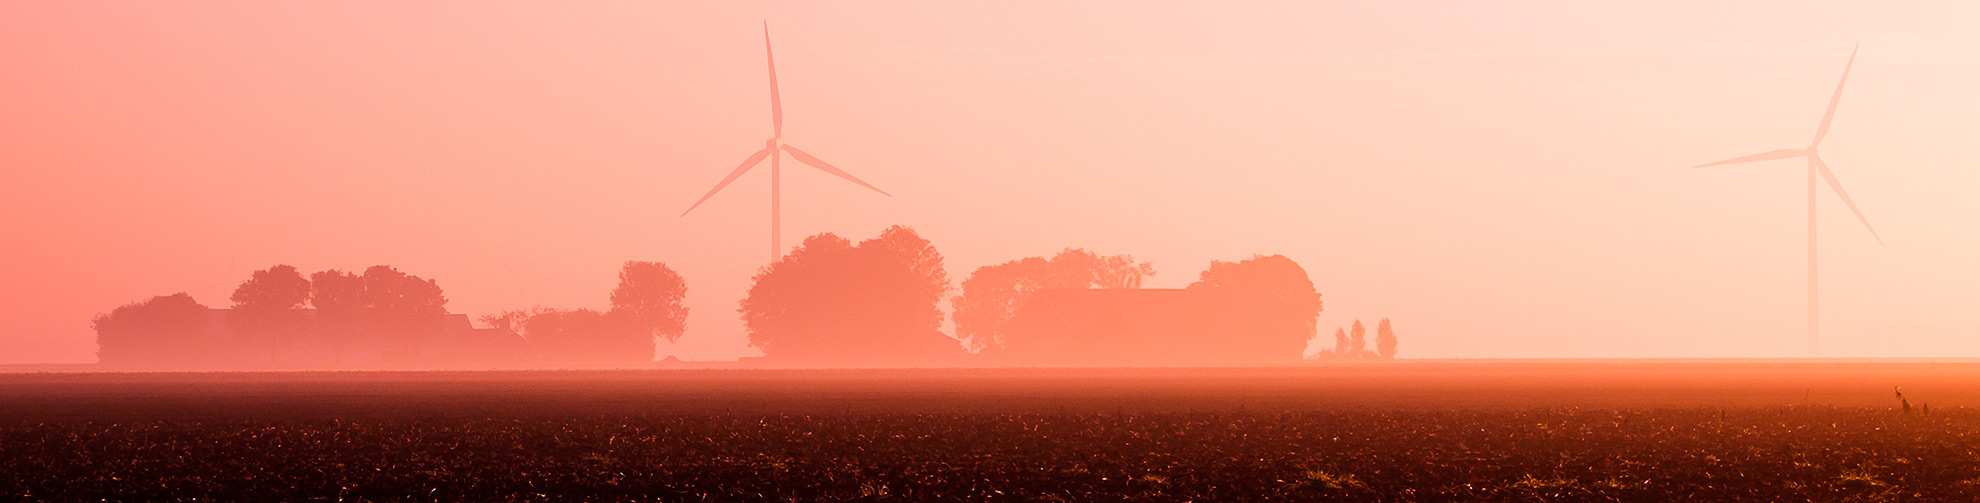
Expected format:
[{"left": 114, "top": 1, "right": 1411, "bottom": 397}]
[
  {"left": 95, "top": 225, "right": 1397, "bottom": 368},
  {"left": 95, "top": 263, "right": 685, "bottom": 368},
  {"left": 478, "top": 261, "right": 688, "bottom": 364}
]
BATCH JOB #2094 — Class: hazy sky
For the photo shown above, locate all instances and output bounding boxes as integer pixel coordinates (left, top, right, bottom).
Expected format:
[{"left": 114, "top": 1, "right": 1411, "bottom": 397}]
[{"left": 4, "top": 2, "right": 1979, "bottom": 363}]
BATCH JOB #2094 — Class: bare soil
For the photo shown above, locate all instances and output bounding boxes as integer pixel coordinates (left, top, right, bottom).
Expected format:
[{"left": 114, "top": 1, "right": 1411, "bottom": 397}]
[{"left": 2, "top": 361, "right": 1975, "bottom": 501}]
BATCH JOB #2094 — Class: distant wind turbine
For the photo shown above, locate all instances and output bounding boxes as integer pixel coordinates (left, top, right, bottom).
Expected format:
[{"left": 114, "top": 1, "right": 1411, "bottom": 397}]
[
  {"left": 1693, "top": 44, "right": 1882, "bottom": 357},
  {"left": 681, "top": 21, "right": 891, "bottom": 262}
]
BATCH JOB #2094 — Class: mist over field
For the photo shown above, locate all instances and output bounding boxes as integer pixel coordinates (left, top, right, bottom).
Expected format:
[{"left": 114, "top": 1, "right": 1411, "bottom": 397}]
[
  {"left": 6, "top": 2, "right": 1980, "bottom": 367},
  {"left": 5, "top": 2, "right": 1980, "bottom": 500}
]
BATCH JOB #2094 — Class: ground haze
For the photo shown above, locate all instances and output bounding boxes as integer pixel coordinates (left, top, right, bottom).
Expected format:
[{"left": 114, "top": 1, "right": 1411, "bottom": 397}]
[{"left": 1, "top": 361, "right": 1973, "bottom": 417}]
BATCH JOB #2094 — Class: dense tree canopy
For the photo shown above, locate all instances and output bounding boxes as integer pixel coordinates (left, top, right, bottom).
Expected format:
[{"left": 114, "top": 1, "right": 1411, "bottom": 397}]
[
  {"left": 93, "top": 293, "right": 212, "bottom": 366},
  {"left": 359, "top": 266, "right": 448, "bottom": 362},
  {"left": 953, "top": 248, "right": 1154, "bottom": 352},
  {"left": 1188, "top": 255, "right": 1323, "bottom": 314},
  {"left": 94, "top": 265, "right": 537, "bottom": 368},
  {"left": 477, "top": 307, "right": 549, "bottom": 336},
  {"left": 302, "top": 266, "right": 448, "bottom": 363},
  {"left": 1186, "top": 254, "right": 1324, "bottom": 359},
  {"left": 230, "top": 265, "right": 311, "bottom": 312},
  {"left": 740, "top": 226, "right": 960, "bottom": 366},
  {"left": 228, "top": 265, "right": 313, "bottom": 355},
  {"left": 476, "top": 263, "right": 687, "bottom": 365},
  {"left": 519, "top": 308, "right": 647, "bottom": 364},
  {"left": 358, "top": 266, "right": 448, "bottom": 323},
  {"left": 304, "top": 267, "right": 448, "bottom": 326},
  {"left": 304, "top": 267, "right": 448, "bottom": 328},
  {"left": 609, "top": 261, "right": 689, "bottom": 343},
  {"left": 308, "top": 270, "right": 366, "bottom": 317}
]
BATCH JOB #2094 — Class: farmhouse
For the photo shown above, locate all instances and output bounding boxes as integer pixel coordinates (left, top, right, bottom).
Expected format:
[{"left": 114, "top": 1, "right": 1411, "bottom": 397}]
[
  {"left": 199, "top": 309, "right": 534, "bottom": 369},
  {"left": 999, "top": 288, "right": 1312, "bottom": 367}
]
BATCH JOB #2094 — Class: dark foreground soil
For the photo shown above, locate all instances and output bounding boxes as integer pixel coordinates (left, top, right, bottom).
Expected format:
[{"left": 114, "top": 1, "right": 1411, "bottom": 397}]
[
  {"left": 2, "top": 363, "right": 1978, "bottom": 501},
  {"left": 7, "top": 408, "right": 1977, "bottom": 502}
]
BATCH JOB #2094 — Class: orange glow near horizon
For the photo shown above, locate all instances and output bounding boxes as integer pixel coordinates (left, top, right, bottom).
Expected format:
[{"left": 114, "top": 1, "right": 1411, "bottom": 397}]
[{"left": 5, "top": 2, "right": 1980, "bottom": 364}]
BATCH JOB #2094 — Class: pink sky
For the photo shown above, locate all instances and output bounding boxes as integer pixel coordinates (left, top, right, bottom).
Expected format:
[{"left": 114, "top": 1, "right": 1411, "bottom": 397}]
[{"left": 4, "top": 2, "right": 1979, "bottom": 363}]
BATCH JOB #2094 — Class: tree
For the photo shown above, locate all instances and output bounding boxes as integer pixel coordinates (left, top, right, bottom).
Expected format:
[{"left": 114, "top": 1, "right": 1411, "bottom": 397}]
[
  {"left": 1187, "top": 255, "right": 1324, "bottom": 361},
  {"left": 609, "top": 261, "right": 689, "bottom": 344},
  {"left": 309, "top": 269, "right": 366, "bottom": 363},
  {"left": 359, "top": 265, "right": 447, "bottom": 323},
  {"left": 1349, "top": 319, "right": 1367, "bottom": 357},
  {"left": 229, "top": 265, "right": 313, "bottom": 360},
  {"left": 740, "top": 225, "right": 961, "bottom": 365},
  {"left": 519, "top": 308, "right": 647, "bottom": 364},
  {"left": 231, "top": 265, "right": 311, "bottom": 311},
  {"left": 952, "top": 258, "right": 1040, "bottom": 353},
  {"left": 1034, "top": 248, "right": 1155, "bottom": 290},
  {"left": 953, "top": 248, "right": 1154, "bottom": 352},
  {"left": 307, "top": 266, "right": 447, "bottom": 364},
  {"left": 1190, "top": 255, "right": 1323, "bottom": 314},
  {"left": 1376, "top": 318, "right": 1398, "bottom": 359},
  {"left": 1093, "top": 254, "right": 1156, "bottom": 289},
  {"left": 309, "top": 270, "right": 365, "bottom": 316},
  {"left": 478, "top": 307, "right": 553, "bottom": 335},
  {"left": 1332, "top": 327, "right": 1350, "bottom": 356},
  {"left": 93, "top": 293, "right": 212, "bottom": 366},
  {"left": 359, "top": 266, "right": 448, "bottom": 363}
]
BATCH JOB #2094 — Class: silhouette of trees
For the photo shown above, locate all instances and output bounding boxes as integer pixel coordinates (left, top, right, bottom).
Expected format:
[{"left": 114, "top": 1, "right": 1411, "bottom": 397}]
[
  {"left": 954, "top": 248, "right": 1155, "bottom": 352},
  {"left": 308, "top": 269, "right": 366, "bottom": 362},
  {"left": 1350, "top": 319, "right": 1367, "bottom": 357},
  {"left": 609, "top": 261, "right": 689, "bottom": 344},
  {"left": 358, "top": 266, "right": 448, "bottom": 324},
  {"left": 308, "top": 270, "right": 366, "bottom": 315},
  {"left": 231, "top": 265, "right": 311, "bottom": 311},
  {"left": 1044, "top": 249, "right": 1156, "bottom": 289},
  {"left": 1190, "top": 254, "right": 1321, "bottom": 326},
  {"left": 86, "top": 241, "right": 1389, "bottom": 369},
  {"left": 480, "top": 262, "right": 688, "bottom": 365},
  {"left": 1376, "top": 318, "right": 1398, "bottom": 359},
  {"left": 94, "top": 265, "right": 555, "bottom": 368},
  {"left": 1190, "top": 255, "right": 1323, "bottom": 313},
  {"left": 93, "top": 293, "right": 212, "bottom": 366},
  {"left": 357, "top": 266, "right": 448, "bottom": 363},
  {"left": 1183, "top": 254, "right": 1324, "bottom": 364},
  {"left": 229, "top": 265, "right": 313, "bottom": 360},
  {"left": 304, "top": 266, "right": 446, "bottom": 363},
  {"left": 952, "top": 261, "right": 1037, "bottom": 353},
  {"left": 740, "top": 226, "right": 961, "bottom": 366},
  {"left": 518, "top": 308, "right": 648, "bottom": 364},
  {"left": 1314, "top": 318, "right": 1399, "bottom": 361},
  {"left": 477, "top": 307, "right": 549, "bottom": 336}
]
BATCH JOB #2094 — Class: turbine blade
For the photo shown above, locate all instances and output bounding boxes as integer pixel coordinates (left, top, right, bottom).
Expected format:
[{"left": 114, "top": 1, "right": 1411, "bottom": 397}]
[
  {"left": 782, "top": 144, "right": 891, "bottom": 196},
  {"left": 1694, "top": 148, "right": 1806, "bottom": 168},
  {"left": 681, "top": 147, "right": 774, "bottom": 216},
  {"left": 1812, "top": 44, "right": 1858, "bottom": 146},
  {"left": 765, "top": 21, "right": 782, "bottom": 138},
  {"left": 1812, "top": 155, "right": 1883, "bottom": 245}
]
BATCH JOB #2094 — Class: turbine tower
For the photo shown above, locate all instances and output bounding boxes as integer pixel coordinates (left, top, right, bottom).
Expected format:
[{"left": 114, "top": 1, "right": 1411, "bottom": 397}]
[
  {"left": 681, "top": 22, "right": 890, "bottom": 262},
  {"left": 1694, "top": 44, "right": 1882, "bottom": 357}
]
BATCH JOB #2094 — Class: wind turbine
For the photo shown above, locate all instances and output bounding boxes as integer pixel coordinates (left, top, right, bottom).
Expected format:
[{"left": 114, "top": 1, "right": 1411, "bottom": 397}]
[
  {"left": 1694, "top": 44, "right": 1882, "bottom": 357},
  {"left": 681, "top": 22, "right": 891, "bottom": 262}
]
